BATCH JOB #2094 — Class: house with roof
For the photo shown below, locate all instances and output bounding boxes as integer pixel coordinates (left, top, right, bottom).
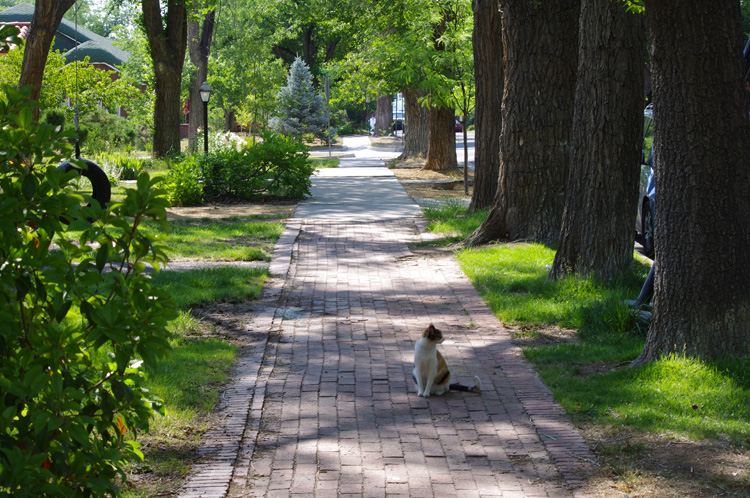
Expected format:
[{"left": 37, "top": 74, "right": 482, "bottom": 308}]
[
  {"left": 0, "top": 3, "right": 134, "bottom": 114},
  {"left": 0, "top": 3, "right": 130, "bottom": 75}
]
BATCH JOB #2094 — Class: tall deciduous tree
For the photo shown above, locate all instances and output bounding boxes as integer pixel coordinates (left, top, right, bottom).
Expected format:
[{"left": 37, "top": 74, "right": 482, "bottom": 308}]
[
  {"left": 18, "top": 0, "right": 76, "bottom": 118},
  {"left": 423, "top": 0, "right": 471, "bottom": 172},
  {"left": 141, "top": 0, "right": 188, "bottom": 157},
  {"left": 374, "top": 94, "right": 393, "bottom": 136},
  {"left": 549, "top": 0, "right": 643, "bottom": 280},
  {"left": 468, "top": 0, "right": 503, "bottom": 211},
  {"left": 187, "top": 8, "right": 215, "bottom": 151},
  {"left": 632, "top": 0, "right": 750, "bottom": 364},
  {"left": 465, "top": 0, "right": 580, "bottom": 246},
  {"left": 400, "top": 86, "right": 430, "bottom": 160}
]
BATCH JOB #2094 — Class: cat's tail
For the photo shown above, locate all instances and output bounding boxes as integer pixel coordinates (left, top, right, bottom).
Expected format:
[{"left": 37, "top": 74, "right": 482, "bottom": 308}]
[{"left": 450, "top": 376, "right": 481, "bottom": 393}]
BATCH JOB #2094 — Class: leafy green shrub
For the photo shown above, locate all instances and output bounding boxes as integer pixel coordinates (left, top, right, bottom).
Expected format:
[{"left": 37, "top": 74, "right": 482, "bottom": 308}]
[
  {"left": 41, "top": 108, "right": 66, "bottom": 129},
  {"left": 198, "top": 131, "right": 313, "bottom": 200},
  {"left": 95, "top": 152, "right": 149, "bottom": 181},
  {"left": 0, "top": 85, "right": 178, "bottom": 497},
  {"left": 77, "top": 109, "right": 149, "bottom": 153},
  {"left": 163, "top": 156, "right": 204, "bottom": 206}
]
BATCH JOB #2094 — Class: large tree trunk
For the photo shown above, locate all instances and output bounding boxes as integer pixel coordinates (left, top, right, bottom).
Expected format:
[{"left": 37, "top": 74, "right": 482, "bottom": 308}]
[
  {"left": 374, "top": 94, "right": 393, "bottom": 137},
  {"left": 224, "top": 107, "right": 235, "bottom": 132},
  {"left": 469, "top": 0, "right": 503, "bottom": 212},
  {"left": 142, "top": 0, "right": 188, "bottom": 157},
  {"left": 465, "top": 0, "right": 580, "bottom": 246},
  {"left": 423, "top": 105, "right": 458, "bottom": 171},
  {"left": 549, "top": 0, "right": 643, "bottom": 280},
  {"left": 399, "top": 87, "right": 429, "bottom": 160},
  {"left": 18, "top": 0, "right": 76, "bottom": 119},
  {"left": 632, "top": 0, "right": 750, "bottom": 364},
  {"left": 187, "top": 9, "right": 215, "bottom": 152}
]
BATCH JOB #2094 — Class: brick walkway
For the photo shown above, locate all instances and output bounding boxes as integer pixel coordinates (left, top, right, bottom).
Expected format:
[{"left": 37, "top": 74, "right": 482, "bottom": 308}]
[{"left": 179, "top": 212, "right": 599, "bottom": 497}]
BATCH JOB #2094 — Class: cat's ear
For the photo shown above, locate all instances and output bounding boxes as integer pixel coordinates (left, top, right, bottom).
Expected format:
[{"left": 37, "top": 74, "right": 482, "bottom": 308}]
[{"left": 424, "top": 324, "right": 436, "bottom": 338}]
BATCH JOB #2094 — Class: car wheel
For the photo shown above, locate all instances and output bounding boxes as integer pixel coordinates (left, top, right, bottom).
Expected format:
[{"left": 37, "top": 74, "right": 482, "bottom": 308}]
[
  {"left": 58, "top": 159, "right": 112, "bottom": 209},
  {"left": 642, "top": 201, "right": 654, "bottom": 258}
]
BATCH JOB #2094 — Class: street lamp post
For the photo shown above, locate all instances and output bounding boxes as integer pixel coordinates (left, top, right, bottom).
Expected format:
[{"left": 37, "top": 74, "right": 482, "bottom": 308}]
[{"left": 199, "top": 81, "right": 211, "bottom": 154}]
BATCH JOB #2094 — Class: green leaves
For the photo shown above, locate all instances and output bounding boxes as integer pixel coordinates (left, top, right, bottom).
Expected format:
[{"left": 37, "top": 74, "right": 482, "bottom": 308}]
[{"left": 0, "top": 86, "right": 178, "bottom": 497}]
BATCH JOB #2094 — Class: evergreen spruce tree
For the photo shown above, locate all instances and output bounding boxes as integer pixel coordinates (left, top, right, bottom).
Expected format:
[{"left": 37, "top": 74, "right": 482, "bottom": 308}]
[{"left": 269, "top": 57, "right": 327, "bottom": 138}]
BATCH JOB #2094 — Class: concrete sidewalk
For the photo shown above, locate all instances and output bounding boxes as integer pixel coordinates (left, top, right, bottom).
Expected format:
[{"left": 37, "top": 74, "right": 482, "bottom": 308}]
[{"left": 178, "top": 137, "right": 598, "bottom": 498}]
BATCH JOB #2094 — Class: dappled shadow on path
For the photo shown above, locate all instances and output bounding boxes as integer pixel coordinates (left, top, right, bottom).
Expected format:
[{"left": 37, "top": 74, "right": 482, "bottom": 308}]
[{"left": 226, "top": 218, "right": 597, "bottom": 497}]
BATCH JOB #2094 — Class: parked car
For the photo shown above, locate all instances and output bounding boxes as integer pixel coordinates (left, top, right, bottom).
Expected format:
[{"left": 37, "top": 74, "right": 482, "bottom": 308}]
[
  {"left": 636, "top": 105, "right": 655, "bottom": 258},
  {"left": 392, "top": 112, "right": 405, "bottom": 132},
  {"left": 455, "top": 119, "right": 463, "bottom": 132}
]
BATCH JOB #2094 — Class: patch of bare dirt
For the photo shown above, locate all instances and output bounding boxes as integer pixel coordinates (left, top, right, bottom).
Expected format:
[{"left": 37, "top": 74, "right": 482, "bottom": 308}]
[
  {"left": 369, "top": 136, "right": 404, "bottom": 149},
  {"left": 576, "top": 428, "right": 750, "bottom": 498},
  {"left": 388, "top": 157, "right": 474, "bottom": 201},
  {"left": 167, "top": 200, "right": 297, "bottom": 221},
  {"left": 508, "top": 325, "right": 579, "bottom": 348}
]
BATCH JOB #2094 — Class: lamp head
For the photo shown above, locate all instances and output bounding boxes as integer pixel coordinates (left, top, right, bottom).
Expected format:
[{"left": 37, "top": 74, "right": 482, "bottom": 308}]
[{"left": 199, "top": 81, "right": 211, "bottom": 103}]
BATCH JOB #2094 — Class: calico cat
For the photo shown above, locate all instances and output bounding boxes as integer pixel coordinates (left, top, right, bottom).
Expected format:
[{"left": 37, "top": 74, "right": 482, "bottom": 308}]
[{"left": 412, "top": 324, "right": 481, "bottom": 397}]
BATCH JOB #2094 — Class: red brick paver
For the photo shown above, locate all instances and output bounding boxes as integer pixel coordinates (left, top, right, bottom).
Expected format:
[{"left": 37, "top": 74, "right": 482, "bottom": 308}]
[{"left": 180, "top": 217, "right": 598, "bottom": 497}]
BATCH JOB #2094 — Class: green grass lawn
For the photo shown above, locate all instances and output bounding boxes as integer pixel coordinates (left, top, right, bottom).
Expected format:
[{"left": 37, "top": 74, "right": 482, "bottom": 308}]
[
  {"left": 116, "top": 210, "right": 277, "bottom": 497},
  {"left": 310, "top": 156, "right": 340, "bottom": 169},
  {"left": 144, "top": 218, "right": 284, "bottom": 261},
  {"left": 422, "top": 202, "right": 750, "bottom": 494}
]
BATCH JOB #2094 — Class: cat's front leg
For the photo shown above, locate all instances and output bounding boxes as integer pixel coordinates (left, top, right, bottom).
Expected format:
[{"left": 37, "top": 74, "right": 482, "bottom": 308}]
[
  {"left": 422, "top": 378, "right": 434, "bottom": 398},
  {"left": 413, "top": 371, "right": 425, "bottom": 396}
]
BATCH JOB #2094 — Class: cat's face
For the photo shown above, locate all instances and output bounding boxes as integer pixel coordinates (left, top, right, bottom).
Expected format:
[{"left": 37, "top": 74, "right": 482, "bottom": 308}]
[{"left": 422, "top": 324, "right": 445, "bottom": 344}]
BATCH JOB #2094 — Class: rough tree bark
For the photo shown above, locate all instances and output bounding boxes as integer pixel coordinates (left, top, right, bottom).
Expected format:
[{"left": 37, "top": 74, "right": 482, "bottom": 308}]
[
  {"left": 423, "top": 105, "right": 458, "bottom": 171},
  {"left": 549, "top": 0, "right": 644, "bottom": 280},
  {"left": 399, "top": 86, "right": 429, "bottom": 160},
  {"left": 374, "top": 94, "right": 393, "bottom": 137},
  {"left": 142, "top": 0, "right": 188, "bottom": 157},
  {"left": 18, "top": 0, "right": 76, "bottom": 119},
  {"left": 465, "top": 0, "right": 580, "bottom": 245},
  {"left": 187, "top": 9, "right": 215, "bottom": 152},
  {"left": 632, "top": 0, "right": 750, "bottom": 364},
  {"left": 469, "top": 0, "right": 503, "bottom": 212}
]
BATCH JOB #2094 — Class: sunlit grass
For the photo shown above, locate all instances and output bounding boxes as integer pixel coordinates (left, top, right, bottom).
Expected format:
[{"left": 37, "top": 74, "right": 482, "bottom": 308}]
[
  {"left": 423, "top": 201, "right": 750, "bottom": 446},
  {"left": 421, "top": 201, "right": 488, "bottom": 244},
  {"left": 143, "top": 218, "right": 284, "bottom": 261},
  {"left": 310, "top": 157, "right": 340, "bottom": 169},
  {"left": 57, "top": 217, "right": 284, "bottom": 262},
  {"left": 151, "top": 267, "right": 267, "bottom": 309}
]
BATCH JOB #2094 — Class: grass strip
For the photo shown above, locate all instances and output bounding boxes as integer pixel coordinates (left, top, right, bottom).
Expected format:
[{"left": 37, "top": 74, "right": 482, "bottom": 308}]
[
  {"left": 310, "top": 157, "right": 340, "bottom": 169},
  {"left": 151, "top": 266, "right": 268, "bottom": 309},
  {"left": 143, "top": 218, "right": 284, "bottom": 261},
  {"left": 122, "top": 267, "right": 268, "bottom": 496}
]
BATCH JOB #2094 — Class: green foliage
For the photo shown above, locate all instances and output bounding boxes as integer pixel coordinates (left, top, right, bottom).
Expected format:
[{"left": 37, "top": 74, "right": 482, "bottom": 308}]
[
  {"left": 78, "top": 109, "right": 149, "bottom": 154},
  {"left": 162, "top": 157, "right": 204, "bottom": 207},
  {"left": 269, "top": 57, "right": 328, "bottom": 139},
  {"left": 197, "top": 131, "right": 313, "bottom": 200},
  {"left": 0, "top": 85, "right": 178, "bottom": 497},
  {"left": 94, "top": 152, "right": 150, "bottom": 181},
  {"left": 0, "top": 23, "right": 21, "bottom": 50}
]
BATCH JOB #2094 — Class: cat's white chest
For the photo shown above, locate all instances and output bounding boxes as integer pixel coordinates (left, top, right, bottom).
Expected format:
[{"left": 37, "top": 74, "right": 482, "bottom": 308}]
[{"left": 414, "top": 338, "right": 437, "bottom": 372}]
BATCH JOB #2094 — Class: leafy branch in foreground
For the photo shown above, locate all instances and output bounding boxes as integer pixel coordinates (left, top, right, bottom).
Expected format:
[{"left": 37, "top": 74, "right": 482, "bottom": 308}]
[{"left": 0, "top": 85, "right": 178, "bottom": 497}]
